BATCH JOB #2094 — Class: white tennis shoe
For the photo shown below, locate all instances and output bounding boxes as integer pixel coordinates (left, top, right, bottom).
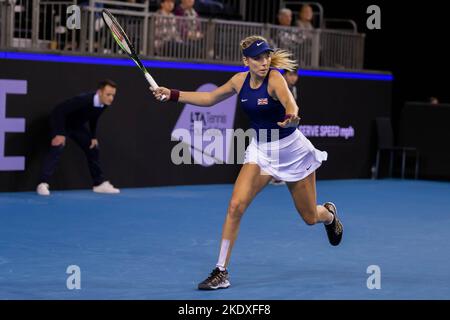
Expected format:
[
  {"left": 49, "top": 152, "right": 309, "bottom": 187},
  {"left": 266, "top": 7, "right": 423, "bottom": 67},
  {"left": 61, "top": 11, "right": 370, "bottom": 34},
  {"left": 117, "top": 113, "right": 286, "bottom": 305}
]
[
  {"left": 36, "top": 183, "right": 50, "bottom": 196},
  {"left": 93, "top": 181, "right": 120, "bottom": 194}
]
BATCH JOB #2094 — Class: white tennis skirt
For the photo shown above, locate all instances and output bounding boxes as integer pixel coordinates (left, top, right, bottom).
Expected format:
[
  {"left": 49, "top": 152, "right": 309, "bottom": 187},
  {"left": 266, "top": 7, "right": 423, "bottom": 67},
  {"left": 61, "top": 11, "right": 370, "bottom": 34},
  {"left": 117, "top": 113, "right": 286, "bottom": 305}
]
[{"left": 244, "top": 129, "right": 328, "bottom": 182}]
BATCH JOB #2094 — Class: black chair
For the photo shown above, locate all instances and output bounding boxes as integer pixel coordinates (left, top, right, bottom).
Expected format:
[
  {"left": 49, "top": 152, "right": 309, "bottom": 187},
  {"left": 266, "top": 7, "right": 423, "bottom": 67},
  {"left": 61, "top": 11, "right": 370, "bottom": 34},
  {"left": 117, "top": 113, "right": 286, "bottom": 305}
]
[{"left": 374, "top": 117, "right": 419, "bottom": 179}]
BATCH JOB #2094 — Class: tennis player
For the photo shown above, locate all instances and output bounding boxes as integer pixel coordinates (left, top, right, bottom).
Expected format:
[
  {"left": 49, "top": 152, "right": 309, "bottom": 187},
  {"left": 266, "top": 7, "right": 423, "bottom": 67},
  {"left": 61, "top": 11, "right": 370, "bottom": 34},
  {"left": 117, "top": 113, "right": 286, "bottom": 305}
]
[
  {"left": 152, "top": 36, "right": 343, "bottom": 290},
  {"left": 36, "top": 80, "right": 120, "bottom": 196}
]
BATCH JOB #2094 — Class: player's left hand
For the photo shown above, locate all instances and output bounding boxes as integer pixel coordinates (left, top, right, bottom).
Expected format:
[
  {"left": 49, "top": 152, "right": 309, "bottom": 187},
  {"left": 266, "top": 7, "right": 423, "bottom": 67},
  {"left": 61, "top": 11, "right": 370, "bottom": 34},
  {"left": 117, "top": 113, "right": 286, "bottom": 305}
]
[
  {"left": 277, "top": 114, "right": 300, "bottom": 128},
  {"left": 90, "top": 139, "right": 99, "bottom": 149}
]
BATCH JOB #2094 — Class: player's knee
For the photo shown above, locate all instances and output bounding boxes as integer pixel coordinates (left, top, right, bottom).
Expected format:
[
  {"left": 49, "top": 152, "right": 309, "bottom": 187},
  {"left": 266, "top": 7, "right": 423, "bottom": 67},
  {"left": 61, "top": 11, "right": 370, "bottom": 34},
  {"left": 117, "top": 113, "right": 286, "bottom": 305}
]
[{"left": 228, "top": 198, "right": 246, "bottom": 220}]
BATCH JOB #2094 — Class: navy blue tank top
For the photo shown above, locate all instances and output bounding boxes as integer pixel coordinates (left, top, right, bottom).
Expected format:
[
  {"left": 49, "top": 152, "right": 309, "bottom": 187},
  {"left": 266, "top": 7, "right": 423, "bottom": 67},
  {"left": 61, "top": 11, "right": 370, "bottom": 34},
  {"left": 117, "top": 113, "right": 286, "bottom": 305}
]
[{"left": 238, "top": 69, "right": 296, "bottom": 142}]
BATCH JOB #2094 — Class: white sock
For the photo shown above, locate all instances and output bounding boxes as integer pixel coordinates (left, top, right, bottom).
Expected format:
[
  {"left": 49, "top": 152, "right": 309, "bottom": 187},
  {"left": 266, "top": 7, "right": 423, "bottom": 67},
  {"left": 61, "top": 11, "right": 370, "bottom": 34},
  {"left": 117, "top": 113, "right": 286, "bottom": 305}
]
[
  {"left": 324, "top": 206, "right": 334, "bottom": 226},
  {"left": 324, "top": 211, "right": 335, "bottom": 225},
  {"left": 216, "top": 265, "right": 226, "bottom": 271},
  {"left": 216, "top": 239, "right": 230, "bottom": 271}
]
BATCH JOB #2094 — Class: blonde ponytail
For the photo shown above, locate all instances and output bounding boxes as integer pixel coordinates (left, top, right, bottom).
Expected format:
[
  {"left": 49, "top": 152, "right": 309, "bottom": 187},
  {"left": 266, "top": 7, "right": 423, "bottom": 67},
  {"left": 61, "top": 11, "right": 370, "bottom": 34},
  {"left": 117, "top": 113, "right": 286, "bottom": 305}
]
[{"left": 270, "top": 49, "right": 298, "bottom": 72}]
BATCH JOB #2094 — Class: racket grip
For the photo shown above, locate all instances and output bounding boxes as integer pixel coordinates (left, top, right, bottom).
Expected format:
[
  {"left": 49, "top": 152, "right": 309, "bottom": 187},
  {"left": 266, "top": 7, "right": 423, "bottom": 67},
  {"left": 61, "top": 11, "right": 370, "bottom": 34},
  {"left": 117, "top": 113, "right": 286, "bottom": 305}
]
[
  {"left": 145, "top": 72, "right": 167, "bottom": 101},
  {"left": 144, "top": 72, "right": 158, "bottom": 90}
]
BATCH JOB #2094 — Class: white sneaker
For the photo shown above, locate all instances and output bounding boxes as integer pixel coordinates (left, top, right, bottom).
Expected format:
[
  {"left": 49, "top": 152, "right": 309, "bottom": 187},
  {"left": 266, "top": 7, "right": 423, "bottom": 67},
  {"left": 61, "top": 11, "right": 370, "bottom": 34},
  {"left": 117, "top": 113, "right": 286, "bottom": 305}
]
[
  {"left": 37, "top": 183, "right": 50, "bottom": 196},
  {"left": 93, "top": 181, "right": 120, "bottom": 194}
]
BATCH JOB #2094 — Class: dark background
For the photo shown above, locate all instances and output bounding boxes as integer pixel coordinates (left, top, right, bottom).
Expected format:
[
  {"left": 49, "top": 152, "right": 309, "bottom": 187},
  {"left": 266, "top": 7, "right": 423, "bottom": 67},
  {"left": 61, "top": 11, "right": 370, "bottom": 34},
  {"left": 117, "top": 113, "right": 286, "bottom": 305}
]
[
  {"left": 2, "top": 0, "right": 449, "bottom": 190},
  {"left": 399, "top": 102, "right": 450, "bottom": 180},
  {"left": 315, "top": 0, "right": 449, "bottom": 135},
  {"left": 0, "top": 59, "right": 391, "bottom": 191}
]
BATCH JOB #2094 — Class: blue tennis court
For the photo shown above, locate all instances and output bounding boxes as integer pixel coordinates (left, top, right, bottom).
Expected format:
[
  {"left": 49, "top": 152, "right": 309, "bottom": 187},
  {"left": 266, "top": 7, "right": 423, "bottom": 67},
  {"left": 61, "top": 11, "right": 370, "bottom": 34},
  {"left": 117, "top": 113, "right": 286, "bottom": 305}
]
[{"left": 1, "top": 179, "right": 449, "bottom": 300}]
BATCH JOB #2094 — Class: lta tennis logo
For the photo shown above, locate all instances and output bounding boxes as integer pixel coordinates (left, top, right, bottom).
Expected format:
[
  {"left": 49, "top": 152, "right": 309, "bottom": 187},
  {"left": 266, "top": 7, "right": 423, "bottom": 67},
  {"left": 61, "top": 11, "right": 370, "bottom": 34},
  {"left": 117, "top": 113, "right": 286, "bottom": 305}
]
[
  {"left": 171, "top": 83, "right": 238, "bottom": 166},
  {"left": 0, "top": 80, "right": 27, "bottom": 171}
]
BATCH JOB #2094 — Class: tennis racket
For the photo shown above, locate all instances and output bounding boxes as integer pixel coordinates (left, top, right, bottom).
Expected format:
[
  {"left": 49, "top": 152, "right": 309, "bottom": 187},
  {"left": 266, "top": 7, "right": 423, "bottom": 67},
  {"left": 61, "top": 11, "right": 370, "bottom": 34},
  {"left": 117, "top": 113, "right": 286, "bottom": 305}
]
[{"left": 101, "top": 9, "right": 166, "bottom": 100}]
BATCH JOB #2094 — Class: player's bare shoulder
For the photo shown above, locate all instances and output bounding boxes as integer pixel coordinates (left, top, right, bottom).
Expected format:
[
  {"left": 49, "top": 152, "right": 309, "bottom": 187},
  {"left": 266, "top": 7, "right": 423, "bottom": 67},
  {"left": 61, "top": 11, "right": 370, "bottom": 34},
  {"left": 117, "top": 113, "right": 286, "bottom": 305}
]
[
  {"left": 268, "top": 68, "right": 284, "bottom": 83},
  {"left": 268, "top": 69, "right": 286, "bottom": 92},
  {"left": 231, "top": 72, "right": 248, "bottom": 94}
]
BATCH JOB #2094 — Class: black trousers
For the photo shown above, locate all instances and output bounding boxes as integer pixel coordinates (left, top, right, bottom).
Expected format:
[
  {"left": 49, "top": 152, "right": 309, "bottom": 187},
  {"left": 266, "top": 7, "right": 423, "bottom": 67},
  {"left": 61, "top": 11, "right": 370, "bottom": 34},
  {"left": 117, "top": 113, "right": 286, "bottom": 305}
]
[{"left": 39, "top": 127, "right": 105, "bottom": 186}]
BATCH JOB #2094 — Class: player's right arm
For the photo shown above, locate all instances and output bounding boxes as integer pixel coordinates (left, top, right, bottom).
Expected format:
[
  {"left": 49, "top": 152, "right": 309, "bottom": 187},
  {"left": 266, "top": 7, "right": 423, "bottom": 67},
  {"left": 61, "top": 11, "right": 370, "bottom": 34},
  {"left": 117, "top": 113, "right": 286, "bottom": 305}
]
[{"left": 152, "top": 73, "right": 245, "bottom": 106}]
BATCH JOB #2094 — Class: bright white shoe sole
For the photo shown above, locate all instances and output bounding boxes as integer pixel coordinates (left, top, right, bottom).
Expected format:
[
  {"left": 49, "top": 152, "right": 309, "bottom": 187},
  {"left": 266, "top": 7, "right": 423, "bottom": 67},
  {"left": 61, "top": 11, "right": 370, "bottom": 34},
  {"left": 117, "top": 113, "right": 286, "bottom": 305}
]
[
  {"left": 199, "top": 280, "right": 231, "bottom": 290},
  {"left": 36, "top": 184, "right": 50, "bottom": 196},
  {"left": 93, "top": 189, "right": 120, "bottom": 194}
]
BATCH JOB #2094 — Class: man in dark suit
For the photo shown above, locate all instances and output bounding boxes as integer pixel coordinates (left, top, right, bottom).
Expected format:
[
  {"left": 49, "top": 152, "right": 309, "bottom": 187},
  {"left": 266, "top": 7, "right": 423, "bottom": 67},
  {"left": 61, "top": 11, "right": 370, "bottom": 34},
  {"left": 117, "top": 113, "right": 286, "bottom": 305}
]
[{"left": 37, "top": 79, "right": 120, "bottom": 196}]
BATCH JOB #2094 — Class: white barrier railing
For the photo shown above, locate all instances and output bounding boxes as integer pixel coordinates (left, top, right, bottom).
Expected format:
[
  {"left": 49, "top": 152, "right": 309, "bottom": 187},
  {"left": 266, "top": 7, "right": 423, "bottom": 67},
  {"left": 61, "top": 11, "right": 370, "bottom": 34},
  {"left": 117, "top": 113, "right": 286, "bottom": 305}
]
[{"left": 0, "top": 0, "right": 366, "bottom": 70}]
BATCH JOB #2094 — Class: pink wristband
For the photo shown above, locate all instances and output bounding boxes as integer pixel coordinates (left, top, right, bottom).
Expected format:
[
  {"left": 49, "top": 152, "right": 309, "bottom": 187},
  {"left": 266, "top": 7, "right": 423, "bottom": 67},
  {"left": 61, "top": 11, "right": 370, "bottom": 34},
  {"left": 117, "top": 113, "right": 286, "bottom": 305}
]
[
  {"left": 169, "top": 89, "right": 180, "bottom": 102},
  {"left": 284, "top": 114, "right": 294, "bottom": 121}
]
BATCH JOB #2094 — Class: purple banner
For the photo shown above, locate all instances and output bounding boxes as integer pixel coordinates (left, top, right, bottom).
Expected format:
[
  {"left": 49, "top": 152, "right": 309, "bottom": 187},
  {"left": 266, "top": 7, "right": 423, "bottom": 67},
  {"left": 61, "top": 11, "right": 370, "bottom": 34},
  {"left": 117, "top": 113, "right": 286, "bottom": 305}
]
[
  {"left": 171, "top": 83, "right": 238, "bottom": 166},
  {"left": 0, "top": 80, "right": 27, "bottom": 171}
]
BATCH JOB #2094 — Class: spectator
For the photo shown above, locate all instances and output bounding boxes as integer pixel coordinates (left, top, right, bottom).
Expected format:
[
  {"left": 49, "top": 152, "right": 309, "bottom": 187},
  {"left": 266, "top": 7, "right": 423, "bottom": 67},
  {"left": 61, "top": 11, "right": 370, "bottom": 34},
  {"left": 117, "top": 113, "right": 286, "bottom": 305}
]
[
  {"left": 283, "top": 68, "right": 299, "bottom": 101},
  {"left": 154, "top": 0, "right": 183, "bottom": 56},
  {"left": 296, "top": 4, "right": 314, "bottom": 30},
  {"left": 174, "top": 0, "right": 203, "bottom": 40},
  {"left": 278, "top": 8, "right": 293, "bottom": 27},
  {"left": 430, "top": 97, "right": 439, "bottom": 105},
  {"left": 295, "top": 4, "right": 316, "bottom": 67},
  {"left": 275, "top": 8, "right": 305, "bottom": 53}
]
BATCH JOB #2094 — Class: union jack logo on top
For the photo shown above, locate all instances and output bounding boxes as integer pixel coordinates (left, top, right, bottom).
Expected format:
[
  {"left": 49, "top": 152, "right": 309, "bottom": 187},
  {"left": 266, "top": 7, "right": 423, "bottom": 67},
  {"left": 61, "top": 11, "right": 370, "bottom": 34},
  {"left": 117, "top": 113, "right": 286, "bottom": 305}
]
[{"left": 257, "top": 98, "right": 268, "bottom": 105}]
